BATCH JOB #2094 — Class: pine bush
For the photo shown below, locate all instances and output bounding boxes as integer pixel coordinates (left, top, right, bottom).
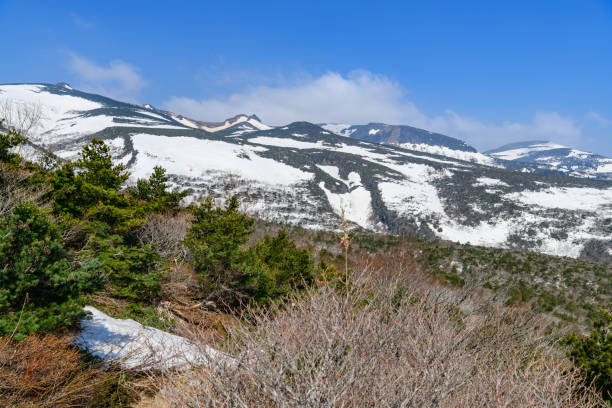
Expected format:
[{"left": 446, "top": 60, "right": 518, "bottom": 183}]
[{"left": 0, "top": 203, "right": 103, "bottom": 338}]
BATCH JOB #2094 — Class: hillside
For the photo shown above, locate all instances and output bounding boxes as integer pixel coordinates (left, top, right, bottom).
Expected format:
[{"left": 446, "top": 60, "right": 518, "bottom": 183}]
[
  {"left": 486, "top": 140, "right": 612, "bottom": 180},
  {"left": 1, "top": 83, "right": 612, "bottom": 265},
  {"left": 0, "top": 83, "right": 610, "bottom": 407}
]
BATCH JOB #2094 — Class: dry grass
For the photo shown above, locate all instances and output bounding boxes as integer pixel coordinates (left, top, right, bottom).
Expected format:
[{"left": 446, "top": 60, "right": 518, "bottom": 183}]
[
  {"left": 0, "top": 334, "right": 108, "bottom": 407},
  {"left": 154, "top": 258, "right": 605, "bottom": 408}
]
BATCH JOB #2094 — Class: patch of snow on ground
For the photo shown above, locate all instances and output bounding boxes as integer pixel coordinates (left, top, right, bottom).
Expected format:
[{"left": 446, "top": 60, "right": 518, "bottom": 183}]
[
  {"left": 368, "top": 128, "right": 380, "bottom": 135},
  {"left": 136, "top": 110, "right": 171, "bottom": 122},
  {"left": 347, "top": 171, "right": 360, "bottom": 187},
  {"left": 249, "top": 136, "right": 324, "bottom": 149},
  {"left": 320, "top": 123, "right": 350, "bottom": 135},
  {"left": 336, "top": 144, "right": 390, "bottom": 161},
  {"left": 474, "top": 177, "right": 510, "bottom": 187},
  {"left": 317, "top": 165, "right": 341, "bottom": 180},
  {"left": 567, "top": 149, "right": 592, "bottom": 159},
  {"left": 400, "top": 143, "right": 498, "bottom": 166},
  {"left": 378, "top": 163, "right": 446, "bottom": 217},
  {"left": 318, "top": 180, "right": 374, "bottom": 229},
  {"left": 439, "top": 220, "right": 511, "bottom": 247},
  {"left": 596, "top": 162, "right": 612, "bottom": 173},
  {"left": 130, "top": 134, "right": 312, "bottom": 185},
  {"left": 506, "top": 187, "right": 612, "bottom": 212},
  {"left": 229, "top": 129, "right": 257, "bottom": 136},
  {"left": 489, "top": 142, "right": 566, "bottom": 161},
  {"left": 76, "top": 306, "right": 226, "bottom": 370}
]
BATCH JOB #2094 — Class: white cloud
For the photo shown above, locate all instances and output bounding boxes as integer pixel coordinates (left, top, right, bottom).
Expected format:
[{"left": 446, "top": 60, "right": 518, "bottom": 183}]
[
  {"left": 164, "top": 70, "right": 582, "bottom": 151},
  {"left": 587, "top": 110, "right": 611, "bottom": 125},
  {"left": 166, "top": 71, "right": 425, "bottom": 125},
  {"left": 66, "top": 51, "right": 146, "bottom": 102},
  {"left": 439, "top": 111, "right": 582, "bottom": 149},
  {"left": 70, "top": 13, "right": 93, "bottom": 29}
]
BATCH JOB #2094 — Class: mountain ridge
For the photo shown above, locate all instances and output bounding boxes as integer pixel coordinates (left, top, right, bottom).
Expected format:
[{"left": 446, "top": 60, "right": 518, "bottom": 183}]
[
  {"left": 1, "top": 82, "right": 611, "bottom": 263},
  {"left": 486, "top": 140, "right": 612, "bottom": 180}
]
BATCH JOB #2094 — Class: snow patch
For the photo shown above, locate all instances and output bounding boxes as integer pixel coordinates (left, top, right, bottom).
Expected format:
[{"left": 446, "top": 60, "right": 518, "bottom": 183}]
[
  {"left": 76, "top": 306, "right": 226, "bottom": 370},
  {"left": 130, "top": 134, "right": 312, "bottom": 185},
  {"left": 400, "top": 143, "right": 498, "bottom": 166},
  {"left": 506, "top": 187, "right": 612, "bottom": 212},
  {"left": 249, "top": 136, "right": 324, "bottom": 149},
  {"left": 319, "top": 180, "right": 374, "bottom": 229},
  {"left": 317, "top": 165, "right": 341, "bottom": 180},
  {"left": 474, "top": 177, "right": 510, "bottom": 187},
  {"left": 489, "top": 142, "right": 566, "bottom": 161}
]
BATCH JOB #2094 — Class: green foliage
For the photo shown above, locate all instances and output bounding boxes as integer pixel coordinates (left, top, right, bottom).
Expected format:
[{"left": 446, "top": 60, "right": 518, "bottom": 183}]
[
  {"left": 505, "top": 280, "right": 535, "bottom": 306},
  {"left": 185, "top": 195, "right": 259, "bottom": 306},
  {"left": 129, "top": 165, "right": 187, "bottom": 213},
  {"left": 0, "top": 202, "right": 104, "bottom": 338},
  {"left": 251, "top": 229, "right": 314, "bottom": 295},
  {"left": 52, "top": 140, "right": 184, "bottom": 238},
  {"left": 0, "top": 119, "right": 27, "bottom": 164},
  {"left": 415, "top": 240, "right": 611, "bottom": 328},
  {"left": 185, "top": 196, "right": 315, "bottom": 308},
  {"left": 89, "top": 375, "right": 136, "bottom": 408},
  {"left": 51, "top": 139, "right": 132, "bottom": 222},
  {"left": 82, "top": 235, "right": 163, "bottom": 302},
  {"left": 563, "top": 310, "right": 612, "bottom": 403},
  {"left": 77, "top": 139, "right": 128, "bottom": 190},
  {"left": 186, "top": 196, "right": 253, "bottom": 277}
]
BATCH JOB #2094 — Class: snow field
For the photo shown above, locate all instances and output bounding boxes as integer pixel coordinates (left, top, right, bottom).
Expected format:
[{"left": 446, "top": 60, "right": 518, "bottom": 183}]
[{"left": 130, "top": 134, "right": 312, "bottom": 185}]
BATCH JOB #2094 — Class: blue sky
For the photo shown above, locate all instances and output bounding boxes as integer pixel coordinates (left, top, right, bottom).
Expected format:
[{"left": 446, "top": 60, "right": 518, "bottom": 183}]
[{"left": 1, "top": 0, "right": 611, "bottom": 154}]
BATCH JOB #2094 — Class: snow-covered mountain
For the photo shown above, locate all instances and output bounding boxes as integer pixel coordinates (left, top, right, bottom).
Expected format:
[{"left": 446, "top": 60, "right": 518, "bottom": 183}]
[
  {"left": 320, "top": 123, "right": 497, "bottom": 166},
  {"left": 2, "top": 83, "right": 612, "bottom": 263},
  {"left": 320, "top": 122, "right": 475, "bottom": 151},
  {"left": 485, "top": 141, "right": 612, "bottom": 180},
  {"left": 320, "top": 123, "right": 612, "bottom": 180}
]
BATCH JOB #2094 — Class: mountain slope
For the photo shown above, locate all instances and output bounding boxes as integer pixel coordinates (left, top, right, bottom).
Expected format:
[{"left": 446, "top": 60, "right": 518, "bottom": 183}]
[
  {"left": 2, "top": 83, "right": 611, "bottom": 263},
  {"left": 486, "top": 141, "right": 612, "bottom": 180},
  {"left": 320, "top": 123, "right": 498, "bottom": 166},
  {"left": 320, "top": 123, "right": 475, "bottom": 152}
]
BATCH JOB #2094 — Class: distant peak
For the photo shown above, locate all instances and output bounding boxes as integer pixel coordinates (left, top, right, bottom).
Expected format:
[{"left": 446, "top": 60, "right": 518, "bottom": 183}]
[
  {"left": 55, "top": 82, "right": 72, "bottom": 90},
  {"left": 142, "top": 104, "right": 154, "bottom": 110}
]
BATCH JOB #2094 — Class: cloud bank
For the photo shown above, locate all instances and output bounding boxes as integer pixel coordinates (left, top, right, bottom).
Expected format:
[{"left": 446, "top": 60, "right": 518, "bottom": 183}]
[
  {"left": 165, "top": 71, "right": 583, "bottom": 151},
  {"left": 66, "top": 51, "right": 146, "bottom": 102}
]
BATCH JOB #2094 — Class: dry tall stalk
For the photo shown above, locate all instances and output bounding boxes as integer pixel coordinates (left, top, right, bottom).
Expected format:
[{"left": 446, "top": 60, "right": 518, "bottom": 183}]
[{"left": 336, "top": 207, "right": 357, "bottom": 287}]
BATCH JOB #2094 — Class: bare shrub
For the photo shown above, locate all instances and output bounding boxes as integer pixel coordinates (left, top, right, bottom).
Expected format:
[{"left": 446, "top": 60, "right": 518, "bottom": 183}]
[
  {"left": 137, "top": 213, "right": 192, "bottom": 261},
  {"left": 160, "top": 262, "right": 203, "bottom": 308},
  {"left": 0, "top": 334, "right": 107, "bottom": 407},
  {"left": 156, "top": 265, "right": 604, "bottom": 407},
  {"left": 0, "top": 163, "right": 47, "bottom": 216},
  {"left": 0, "top": 99, "right": 43, "bottom": 140}
]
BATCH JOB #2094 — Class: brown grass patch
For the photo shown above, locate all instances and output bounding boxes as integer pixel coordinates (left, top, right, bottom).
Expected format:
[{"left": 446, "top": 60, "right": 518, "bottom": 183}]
[{"left": 0, "top": 334, "right": 107, "bottom": 407}]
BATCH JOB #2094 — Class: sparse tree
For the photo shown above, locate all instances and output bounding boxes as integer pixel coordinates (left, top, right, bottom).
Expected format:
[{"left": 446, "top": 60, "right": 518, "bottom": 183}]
[{"left": 0, "top": 100, "right": 42, "bottom": 140}]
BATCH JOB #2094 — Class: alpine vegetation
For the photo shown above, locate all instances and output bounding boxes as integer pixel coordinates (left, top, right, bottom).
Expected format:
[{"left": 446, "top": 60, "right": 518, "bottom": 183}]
[{"left": 0, "top": 84, "right": 610, "bottom": 407}]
